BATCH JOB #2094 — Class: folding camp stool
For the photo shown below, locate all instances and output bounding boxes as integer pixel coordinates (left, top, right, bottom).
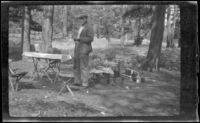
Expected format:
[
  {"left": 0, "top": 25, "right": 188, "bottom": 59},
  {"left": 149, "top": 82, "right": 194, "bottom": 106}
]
[
  {"left": 52, "top": 55, "right": 74, "bottom": 95},
  {"left": 56, "top": 72, "right": 74, "bottom": 96},
  {"left": 9, "top": 67, "right": 28, "bottom": 91}
]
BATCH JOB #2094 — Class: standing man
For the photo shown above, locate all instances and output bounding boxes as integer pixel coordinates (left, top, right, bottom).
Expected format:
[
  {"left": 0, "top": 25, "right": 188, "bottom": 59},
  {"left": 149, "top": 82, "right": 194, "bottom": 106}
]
[{"left": 73, "top": 14, "right": 94, "bottom": 87}]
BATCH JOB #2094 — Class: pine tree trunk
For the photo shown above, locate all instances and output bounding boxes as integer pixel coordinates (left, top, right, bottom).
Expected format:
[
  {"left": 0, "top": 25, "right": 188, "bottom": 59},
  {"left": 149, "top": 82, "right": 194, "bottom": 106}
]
[
  {"left": 171, "top": 5, "right": 176, "bottom": 48},
  {"left": 63, "top": 6, "right": 68, "bottom": 37},
  {"left": 166, "top": 6, "right": 174, "bottom": 48},
  {"left": 120, "top": 20, "right": 125, "bottom": 47},
  {"left": 173, "top": 5, "right": 178, "bottom": 47},
  {"left": 135, "top": 16, "right": 142, "bottom": 46},
  {"left": 141, "top": 6, "right": 166, "bottom": 71},
  {"left": 166, "top": 6, "right": 171, "bottom": 48},
  {"left": 120, "top": 5, "right": 126, "bottom": 47},
  {"left": 97, "top": 23, "right": 100, "bottom": 38},
  {"left": 67, "top": 6, "right": 71, "bottom": 35},
  {"left": 22, "top": 6, "right": 31, "bottom": 59},
  {"left": 21, "top": 7, "right": 25, "bottom": 60},
  {"left": 104, "top": 20, "right": 111, "bottom": 48},
  {"left": 138, "top": 17, "right": 141, "bottom": 38},
  {"left": 41, "top": 6, "right": 54, "bottom": 52}
]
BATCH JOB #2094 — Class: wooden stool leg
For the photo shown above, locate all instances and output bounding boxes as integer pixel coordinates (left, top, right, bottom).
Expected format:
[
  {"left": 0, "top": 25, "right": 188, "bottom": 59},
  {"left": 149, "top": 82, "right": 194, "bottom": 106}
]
[
  {"left": 15, "top": 77, "right": 20, "bottom": 91},
  {"left": 15, "top": 77, "right": 22, "bottom": 91},
  {"left": 9, "top": 77, "right": 15, "bottom": 92},
  {"left": 58, "top": 84, "right": 66, "bottom": 95},
  {"left": 58, "top": 78, "right": 72, "bottom": 95},
  {"left": 15, "top": 82, "right": 19, "bottom": 91},
  {"left": 66, "top": 85, "right": 74, "bottom": 97}
]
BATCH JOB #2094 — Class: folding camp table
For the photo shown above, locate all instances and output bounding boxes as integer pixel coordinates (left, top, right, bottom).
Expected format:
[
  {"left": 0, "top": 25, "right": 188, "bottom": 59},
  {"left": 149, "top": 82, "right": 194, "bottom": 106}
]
[{"left": 23, "top": 52, "right": 72, "bottom": 83}]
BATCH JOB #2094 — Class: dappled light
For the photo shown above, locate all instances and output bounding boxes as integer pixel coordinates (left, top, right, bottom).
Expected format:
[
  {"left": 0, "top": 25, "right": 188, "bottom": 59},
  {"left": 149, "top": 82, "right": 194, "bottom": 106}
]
[{"left": 8, "top": 4, "right": 181, "bottom": 117}]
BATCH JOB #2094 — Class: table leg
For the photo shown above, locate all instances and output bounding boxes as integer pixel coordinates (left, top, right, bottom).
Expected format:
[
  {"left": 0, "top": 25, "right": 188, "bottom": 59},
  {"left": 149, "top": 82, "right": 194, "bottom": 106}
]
[
  {"left": 32, "top": 57, "right": 40, "bottom": 79},
  {"left": 44, "top": 72, "right": 53, "bottom": 83},
  {"left": 39, "top": 59, "right": 61, "bottom": 84},
  {"left": 39, "top": 59, "right": 54, "bottom": 83},
  {"left": 45, "top": 60, "right": 57, "bottom": 73},
  {"left": 53, "top": 62, "right": 61, "bottom": 83},
  {"left": 9, "top": 76, "right": 15, "bottom": 92},
  {"left": 49, "top": 60, "right": 59, "bottom": 73},
  {"left": 46, "top": 60, "right": 55, "bottom": 73},
  {"left": 47, "top": 61, "right": 61, "bottom": 83}
]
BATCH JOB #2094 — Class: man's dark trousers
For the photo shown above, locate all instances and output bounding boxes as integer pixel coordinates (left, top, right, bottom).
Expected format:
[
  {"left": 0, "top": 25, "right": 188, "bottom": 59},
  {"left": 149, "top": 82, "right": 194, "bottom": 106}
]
[{"left": 74, "top": 47, "right": 89, "bottom": 86}]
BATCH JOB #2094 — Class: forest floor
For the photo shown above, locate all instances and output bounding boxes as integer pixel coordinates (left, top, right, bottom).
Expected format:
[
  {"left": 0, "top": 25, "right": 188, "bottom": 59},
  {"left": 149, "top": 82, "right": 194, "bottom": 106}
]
[{"left": 9, "top": 35, "right": 180, "bottom": 117}]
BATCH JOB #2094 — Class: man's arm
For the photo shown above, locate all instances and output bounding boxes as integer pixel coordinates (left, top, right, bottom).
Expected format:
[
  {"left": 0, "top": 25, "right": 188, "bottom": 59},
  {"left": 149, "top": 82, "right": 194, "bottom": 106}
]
[{"left": 80, "top": 26, "right": 94, "bottom": 43}]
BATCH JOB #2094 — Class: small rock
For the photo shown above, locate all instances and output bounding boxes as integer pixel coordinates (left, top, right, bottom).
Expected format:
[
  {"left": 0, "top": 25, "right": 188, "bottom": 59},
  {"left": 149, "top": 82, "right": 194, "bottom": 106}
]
[
  {"left": 136, "top": 79, "right": 141, "bottom": 83},
  {"left": 44, "top": 96, "right": 49, "bottom": 99},
  {"left": 32, "top": 111, "right": 40, "bottom": 117},
  {"left": 101, "top": 111, "right": 106, "bottom": 115},
  {"left": 152, "top": 80, "right": 156, "bottom": 82}
]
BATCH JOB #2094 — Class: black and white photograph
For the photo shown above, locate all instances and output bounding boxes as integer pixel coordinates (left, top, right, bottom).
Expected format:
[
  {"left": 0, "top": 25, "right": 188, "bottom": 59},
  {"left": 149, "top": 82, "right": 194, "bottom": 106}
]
[{"left": 2, "top": 1, "right": 198, "bottom": 122}]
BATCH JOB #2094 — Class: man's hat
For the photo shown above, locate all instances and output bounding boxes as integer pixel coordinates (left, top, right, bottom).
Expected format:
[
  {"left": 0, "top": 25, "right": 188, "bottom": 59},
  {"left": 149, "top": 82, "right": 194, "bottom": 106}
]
[{"left": 77, "top": 14, "right": 88, "bottom": 19}]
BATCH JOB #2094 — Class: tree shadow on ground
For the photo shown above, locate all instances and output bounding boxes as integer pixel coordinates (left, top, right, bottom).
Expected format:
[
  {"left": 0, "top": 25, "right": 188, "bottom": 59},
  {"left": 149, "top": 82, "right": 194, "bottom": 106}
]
[
  {"left": 158, "top": 70, "right": 180, "bottom": 82},
  {"left": 18, "top": 82, "right": 36, "bottom": 90},
  {"left": 9, "top": 97, "right": 101, "bottom": 117}
]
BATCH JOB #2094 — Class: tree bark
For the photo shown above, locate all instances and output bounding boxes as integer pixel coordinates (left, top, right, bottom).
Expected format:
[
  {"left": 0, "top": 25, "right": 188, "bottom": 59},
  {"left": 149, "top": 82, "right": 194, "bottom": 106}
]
[
  {"left": 173, "top": 5, "right": 178, "bottom": 47},
  {"left": 141, "top": 5, "right": 166, "bottom": 71},
  {"left": 120, "top": 5, "right": 126, "bottom": 47},
  {"left": 166, "top": 6, "right": 174, "bottom": 48},
  {"left": 120, "top": 19, "right": 125, "bottom": 47},
  {"left": 41, "top": 5, "right": 54, "bottom": 52},
  {"left": 105, "top": 23, "right": 111, "bottom": 48},
  {"left": 62, "top": 5, "right": 71, "bottom": 37},
  {"left": 135, "top": 16, "right": 142, "bottom": 46},
  {"left": 21, "top": 6, "right": 25, "bottom": 59},
  {"left": 103, "top": 18, "right": 111, "bottom": 48},
  {"left": 171, "top": 5, "right": 176, "bottom": 48},
  {"left": 137, "top": 17, "right": 141, "bottom": 38},
  {"left": 97, "top": 23, "right": 100, "bottom": 38},
  {"left": 166, "top": 6, "right": 171, "bottom": 48},
  {"left": 63, "top": 6, "right": 68, "bottom": 37},
  {"left": 22, "top": 6, "right": 31, "bottom": 59}
]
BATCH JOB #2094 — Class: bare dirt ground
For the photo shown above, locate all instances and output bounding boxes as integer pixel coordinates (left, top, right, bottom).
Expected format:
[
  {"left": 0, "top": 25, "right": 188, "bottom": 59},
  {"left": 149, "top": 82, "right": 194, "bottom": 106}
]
[{"left": 9, "top": 35, "right": 180, "bottom": 117}]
